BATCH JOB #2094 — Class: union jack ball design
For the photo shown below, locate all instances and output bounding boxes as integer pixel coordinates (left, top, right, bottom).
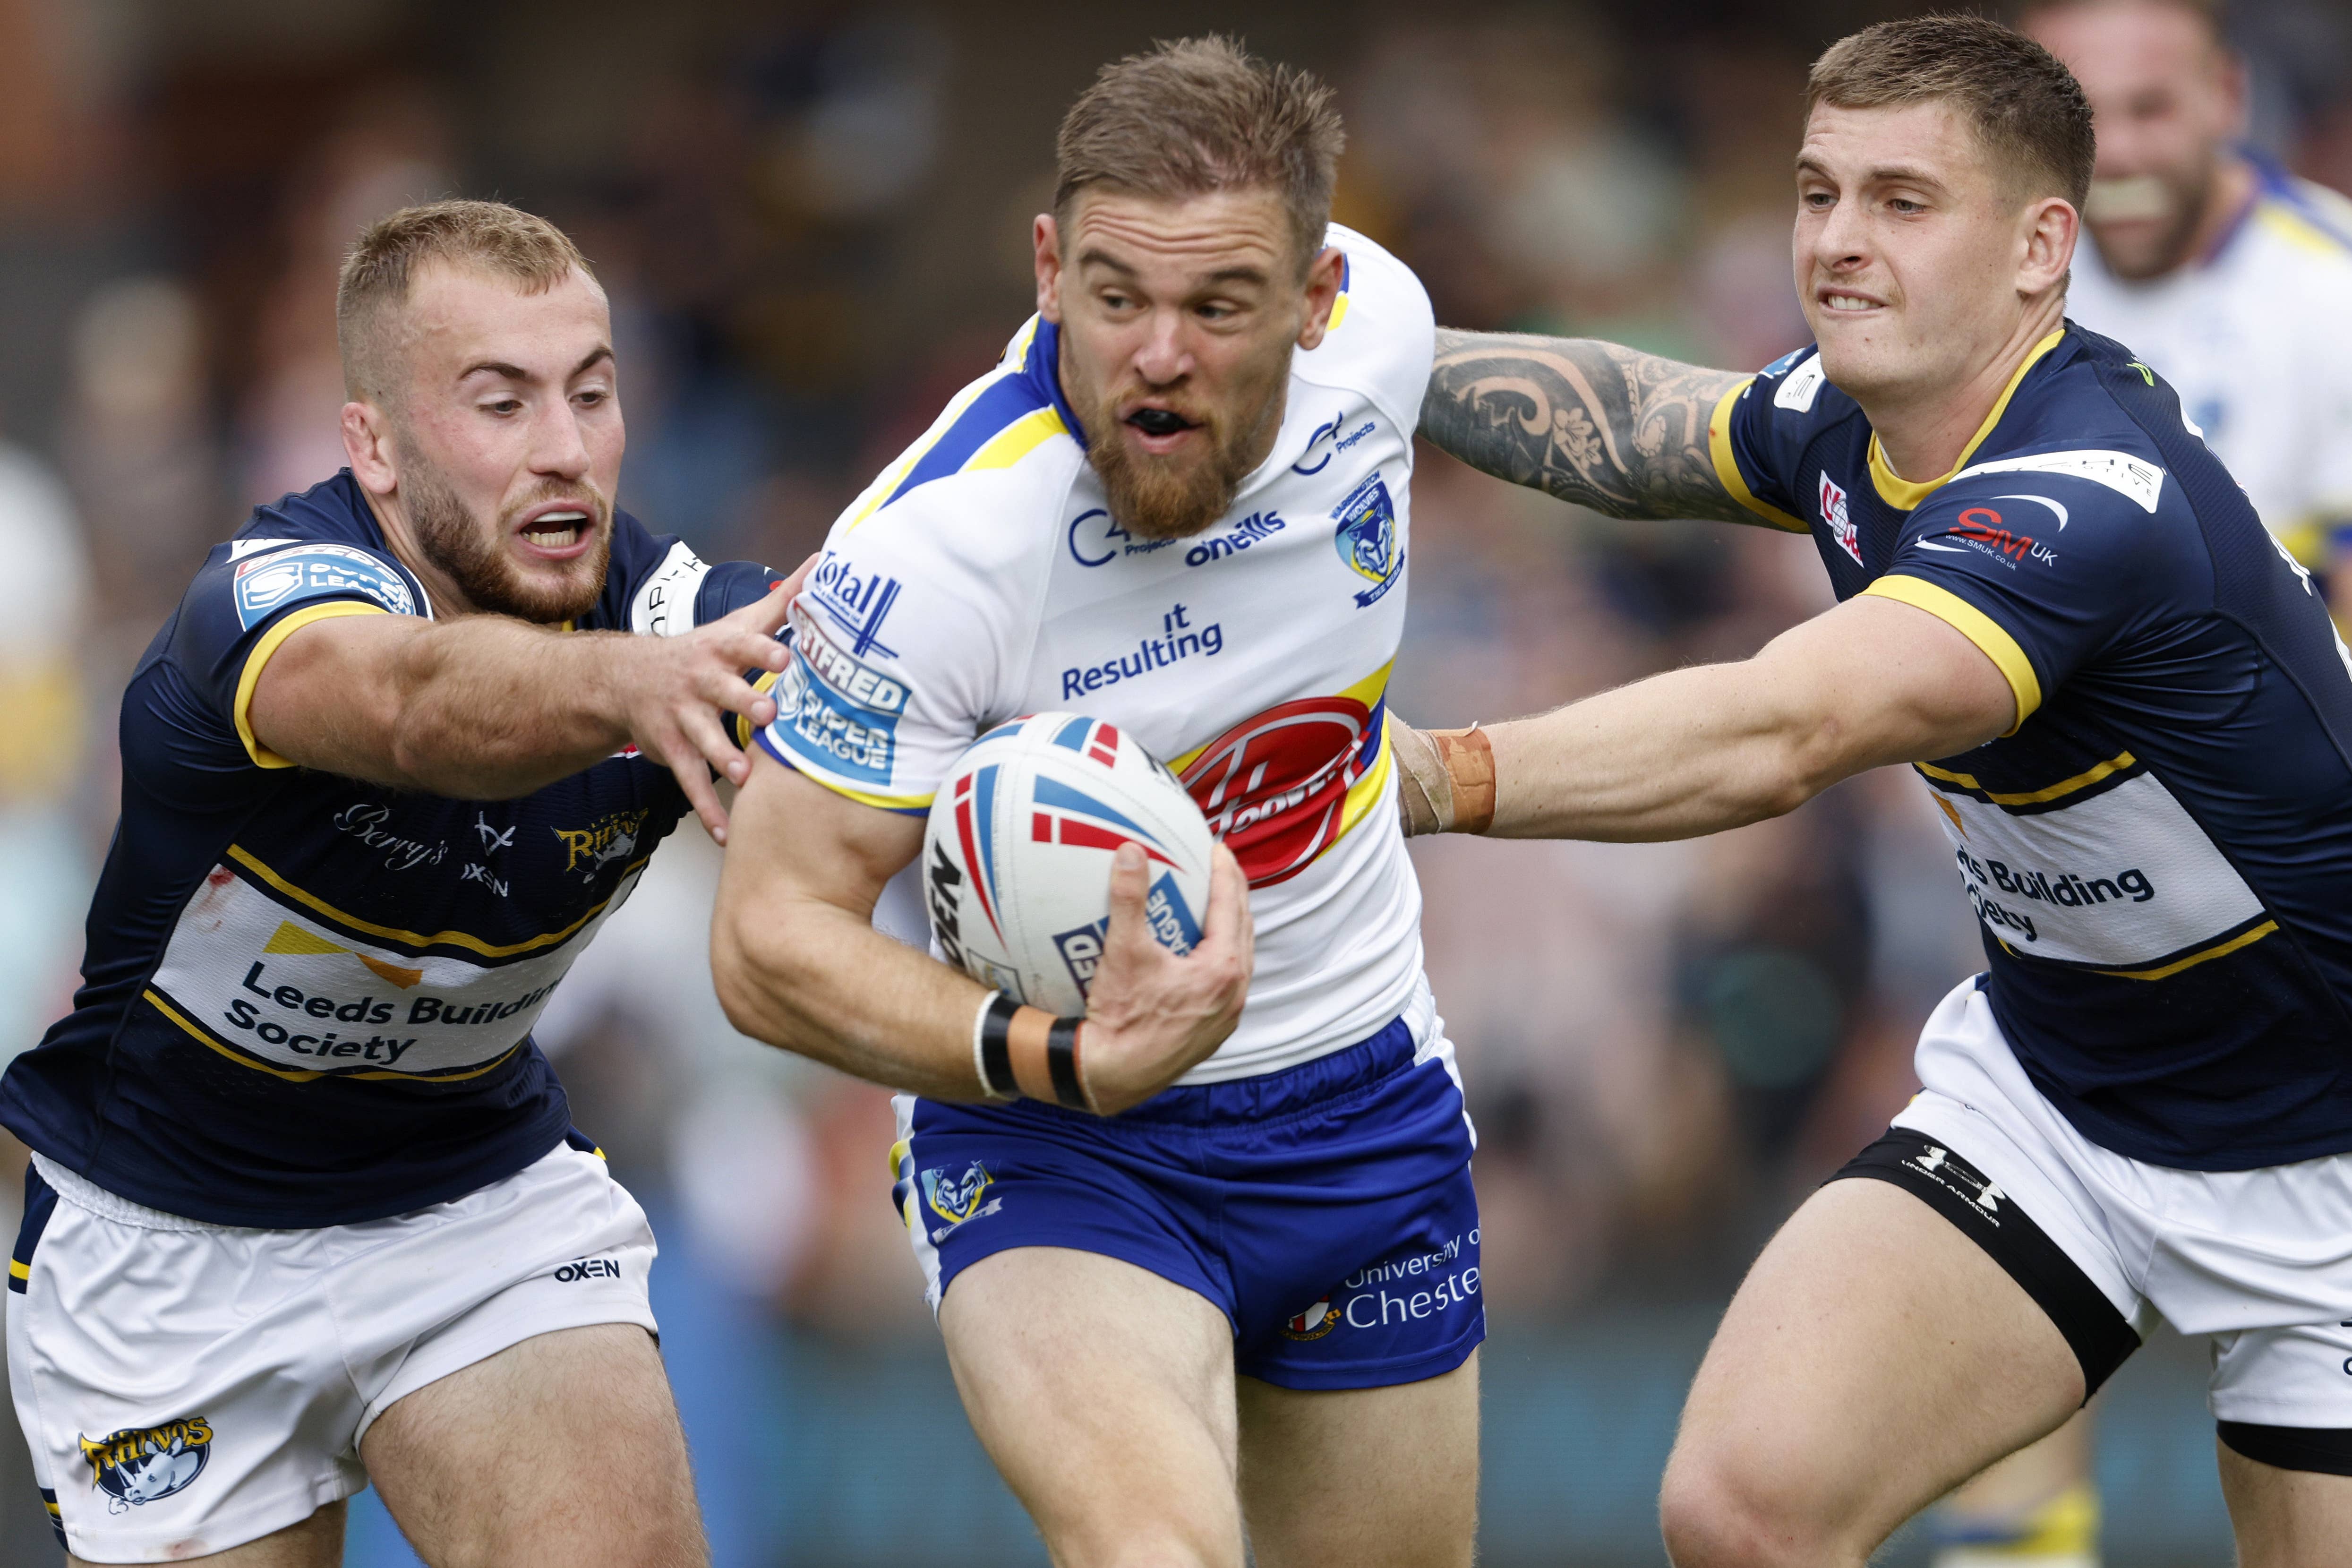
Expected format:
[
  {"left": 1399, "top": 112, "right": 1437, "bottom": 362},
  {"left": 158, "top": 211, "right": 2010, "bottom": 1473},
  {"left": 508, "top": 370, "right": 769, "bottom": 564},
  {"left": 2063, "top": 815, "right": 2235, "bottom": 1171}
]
[{"left": 922, "top": 713, "right": 1214, "bottom": 1016}]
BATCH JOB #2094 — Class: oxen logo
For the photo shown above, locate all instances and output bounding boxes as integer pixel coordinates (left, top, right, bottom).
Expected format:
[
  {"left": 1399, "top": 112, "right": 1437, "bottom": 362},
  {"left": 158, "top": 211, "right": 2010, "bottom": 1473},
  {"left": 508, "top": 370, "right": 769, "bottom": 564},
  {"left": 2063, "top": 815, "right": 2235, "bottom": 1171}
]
[
  {"left": 79, "top": 1417, "right": 213, "bottom": 1515},
  {"left": 1332, "top": 474, "right": 1402, "bottom": 606},
  {"left": 551, "top": 809, "right": 648, "bottom": 880},
  {"left": 1281, "top": 1299, "right": 1342, "bottom": 1341},
  {"left": 922, "top": 1161, "right": 1001, "bottom": 1233},
  {"left": 1180, "top": 697, "right": 1376, "bottom": 886}
]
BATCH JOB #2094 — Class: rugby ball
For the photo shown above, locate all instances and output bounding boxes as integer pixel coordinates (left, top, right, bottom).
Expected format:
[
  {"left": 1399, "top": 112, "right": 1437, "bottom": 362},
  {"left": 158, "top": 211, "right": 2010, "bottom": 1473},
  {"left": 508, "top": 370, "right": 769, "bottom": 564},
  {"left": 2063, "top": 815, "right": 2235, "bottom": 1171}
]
[{"left": 923, "top": 713, "right": 1214, "bottom": 1016}]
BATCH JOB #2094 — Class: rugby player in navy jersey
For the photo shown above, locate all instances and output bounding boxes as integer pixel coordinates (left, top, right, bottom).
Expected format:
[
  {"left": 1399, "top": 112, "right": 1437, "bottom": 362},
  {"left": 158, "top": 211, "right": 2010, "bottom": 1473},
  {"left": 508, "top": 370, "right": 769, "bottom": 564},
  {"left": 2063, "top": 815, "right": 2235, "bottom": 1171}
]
[
  {"left": 0, "top": 198, "right": 1228, "bottom": 1568},
  {"left": 1403, "top": 15, "right": 2352, "bottom": 1565}
]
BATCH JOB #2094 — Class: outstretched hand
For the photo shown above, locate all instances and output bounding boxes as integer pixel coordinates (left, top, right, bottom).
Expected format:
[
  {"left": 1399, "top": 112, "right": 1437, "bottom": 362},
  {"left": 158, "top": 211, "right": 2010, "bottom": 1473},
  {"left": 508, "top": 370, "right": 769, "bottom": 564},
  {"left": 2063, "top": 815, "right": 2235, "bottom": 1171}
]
[
  {"left": 1075, "top": 841, "right": 1254, "bottom": 1114},
  {"left": 621, "top": 552, "right": 818, "bottom": 845}
]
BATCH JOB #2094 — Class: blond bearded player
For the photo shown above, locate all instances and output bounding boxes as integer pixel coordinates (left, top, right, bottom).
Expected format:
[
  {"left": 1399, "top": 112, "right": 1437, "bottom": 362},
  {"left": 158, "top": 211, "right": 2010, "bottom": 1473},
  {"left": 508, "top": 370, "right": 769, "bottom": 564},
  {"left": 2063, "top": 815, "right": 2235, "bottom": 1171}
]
[
  {"left": 4, "top": 202, "right": 813, "bottom": 1566},
  {"left": 712, "top": 39, "right": 1484, "bottom": 1568},
  {"left": 1406, "top": 15, "right": 2352, "bottom": 1566}
]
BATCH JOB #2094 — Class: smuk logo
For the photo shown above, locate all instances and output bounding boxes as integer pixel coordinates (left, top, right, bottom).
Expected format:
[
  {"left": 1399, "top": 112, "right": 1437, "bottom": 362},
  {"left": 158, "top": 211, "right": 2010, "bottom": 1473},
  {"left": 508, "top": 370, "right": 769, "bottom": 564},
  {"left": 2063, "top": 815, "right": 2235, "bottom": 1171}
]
[
  {"left": 1945, "top": 507, "right": 2055, "bottom": 567},
  {"left": 1819, "top": 471, "right": 1861, "bottom": 566},
  {"left": 79, "top": 1416, "right": 213, "bottom": 1516}
]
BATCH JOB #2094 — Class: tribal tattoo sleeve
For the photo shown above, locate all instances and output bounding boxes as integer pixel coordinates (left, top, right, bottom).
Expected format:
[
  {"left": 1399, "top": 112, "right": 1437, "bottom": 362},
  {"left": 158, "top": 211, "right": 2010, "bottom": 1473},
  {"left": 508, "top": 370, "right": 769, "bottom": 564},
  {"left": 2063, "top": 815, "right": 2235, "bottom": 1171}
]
[{"left": 1418, "top": 329, "right": 1758, "bottom": 525}]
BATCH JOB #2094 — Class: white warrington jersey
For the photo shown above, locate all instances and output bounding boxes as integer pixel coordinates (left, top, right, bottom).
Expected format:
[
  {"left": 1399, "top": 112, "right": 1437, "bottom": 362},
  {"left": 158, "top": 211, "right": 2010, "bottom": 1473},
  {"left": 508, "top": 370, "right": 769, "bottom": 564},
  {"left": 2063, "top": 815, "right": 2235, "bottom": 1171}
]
[
  {"left": 2066, "top": 163, "right": 2352, "bottom": 559},
  {"left": 759, "top": 225, "right": 1439, "bottom": 1081}
]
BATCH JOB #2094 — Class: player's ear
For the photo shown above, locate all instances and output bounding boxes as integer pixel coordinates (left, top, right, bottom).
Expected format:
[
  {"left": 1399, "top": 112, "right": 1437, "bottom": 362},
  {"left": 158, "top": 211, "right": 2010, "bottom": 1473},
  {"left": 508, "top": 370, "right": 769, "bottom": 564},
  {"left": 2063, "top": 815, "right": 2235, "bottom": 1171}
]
[
  {"left": 1034, "top": 213, "right": 1064, "bottom": 324},
  {"left": 2018, "top": 196, "right": 2077, "bottom": 302},
  {"left": 1294, "top": 243, "right": 1346, "bottom": 352},
  {"left": 342, "top": 400, "right": 399, "bottom": 497}
]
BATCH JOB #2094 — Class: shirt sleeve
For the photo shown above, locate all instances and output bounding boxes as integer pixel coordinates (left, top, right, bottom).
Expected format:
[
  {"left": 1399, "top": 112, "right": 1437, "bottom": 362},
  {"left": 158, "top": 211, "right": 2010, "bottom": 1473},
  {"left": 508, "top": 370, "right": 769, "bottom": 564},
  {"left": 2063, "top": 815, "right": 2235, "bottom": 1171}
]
[
  {"left": 1859, "top": 480, "right": 2148, "bottom": 733},
  {"left": 176, "top": 540, "right": 422, "bottom": 769},
  {"left": 755, "top": 510, "right": 1018, "bottom": 814},
  {"left": 1706, "top": 350, "right": 1822, "bottom": 534}
]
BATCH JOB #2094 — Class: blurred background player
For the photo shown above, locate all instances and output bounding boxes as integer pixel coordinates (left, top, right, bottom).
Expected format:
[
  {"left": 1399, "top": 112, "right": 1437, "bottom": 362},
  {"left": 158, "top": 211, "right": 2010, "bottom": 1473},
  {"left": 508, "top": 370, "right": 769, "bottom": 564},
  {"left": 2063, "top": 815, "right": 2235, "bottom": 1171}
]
[
  {"left": 2030, "top": 0, "right": 2352, "bottom": 594},
  {"left": 713, "top": 38, "right": 1485, "bottom": 1568},
  {"left": 1919, "top": 7, "right": 2352, "bottom": 1563}
]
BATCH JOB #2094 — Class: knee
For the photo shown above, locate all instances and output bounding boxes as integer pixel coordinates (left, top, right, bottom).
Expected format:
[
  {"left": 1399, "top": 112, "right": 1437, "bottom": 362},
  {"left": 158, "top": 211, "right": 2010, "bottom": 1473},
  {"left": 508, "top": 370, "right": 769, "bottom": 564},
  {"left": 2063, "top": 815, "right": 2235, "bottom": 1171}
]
[{"left": 1659, "top": 1445, "right": 1845, "bottom": 1568}]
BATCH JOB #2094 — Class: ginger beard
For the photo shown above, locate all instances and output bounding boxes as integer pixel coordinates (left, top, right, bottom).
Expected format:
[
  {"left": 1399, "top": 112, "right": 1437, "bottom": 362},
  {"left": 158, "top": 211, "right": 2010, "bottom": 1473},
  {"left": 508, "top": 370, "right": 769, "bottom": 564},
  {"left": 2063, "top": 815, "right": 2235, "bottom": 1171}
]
[
  {"left": 397, "top": 437, "right": 611, "bottom": 622},
  {"left": 1071, "top": 338, "right": 1291, "bottom": 541}
]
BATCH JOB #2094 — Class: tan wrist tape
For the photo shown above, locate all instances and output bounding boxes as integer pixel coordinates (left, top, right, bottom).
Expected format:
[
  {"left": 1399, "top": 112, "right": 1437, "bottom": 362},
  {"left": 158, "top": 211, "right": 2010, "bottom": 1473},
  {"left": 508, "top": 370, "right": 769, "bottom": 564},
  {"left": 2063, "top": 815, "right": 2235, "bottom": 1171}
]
[{"left": 1433, "top": 725, "right": 1496, "bottom": 834}]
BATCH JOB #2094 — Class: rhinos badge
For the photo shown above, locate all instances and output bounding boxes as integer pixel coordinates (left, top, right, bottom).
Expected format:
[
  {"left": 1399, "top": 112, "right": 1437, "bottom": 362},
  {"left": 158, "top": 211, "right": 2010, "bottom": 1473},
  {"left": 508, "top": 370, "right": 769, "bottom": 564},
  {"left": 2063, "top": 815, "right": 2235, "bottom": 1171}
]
[
  {"left": 79, "top": 1416, "right": 213, "bottom": 1515},
  {"left": 1332, "top": 473, "right": 1402, "bottom": 607},
  {"left": 920, "top": 1160, "right": 1002, "bottom": 1241}
]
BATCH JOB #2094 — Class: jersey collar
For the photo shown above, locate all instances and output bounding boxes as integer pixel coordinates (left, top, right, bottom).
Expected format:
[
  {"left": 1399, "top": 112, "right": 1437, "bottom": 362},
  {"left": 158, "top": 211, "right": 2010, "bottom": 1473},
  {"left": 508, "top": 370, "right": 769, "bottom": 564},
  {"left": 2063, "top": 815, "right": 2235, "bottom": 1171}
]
[
  {"left": 1016, "top": 316, "right": 1091, "bottom": 452},
  {"left": 1866, "top": 329, "right": 2066, "bottom": 511}
]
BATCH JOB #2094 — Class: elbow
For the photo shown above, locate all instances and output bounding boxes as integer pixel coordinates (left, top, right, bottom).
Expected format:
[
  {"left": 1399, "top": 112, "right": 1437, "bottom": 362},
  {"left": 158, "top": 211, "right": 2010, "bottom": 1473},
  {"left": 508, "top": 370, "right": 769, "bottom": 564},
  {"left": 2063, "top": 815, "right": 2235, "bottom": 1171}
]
[{"left": 1751, "top": 716, "right": 1850, "bottom": 821}]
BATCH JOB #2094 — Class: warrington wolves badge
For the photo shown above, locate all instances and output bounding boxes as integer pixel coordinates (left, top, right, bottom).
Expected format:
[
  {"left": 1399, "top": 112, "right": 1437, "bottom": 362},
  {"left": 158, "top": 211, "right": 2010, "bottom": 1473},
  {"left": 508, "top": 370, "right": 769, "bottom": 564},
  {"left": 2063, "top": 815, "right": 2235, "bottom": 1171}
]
[
  {"left": 921, "top": 1160, "right": 1002, "bottom": 1241},
  {"left": 1332, "top": 473, "right": 1402, "bottom": 607}
]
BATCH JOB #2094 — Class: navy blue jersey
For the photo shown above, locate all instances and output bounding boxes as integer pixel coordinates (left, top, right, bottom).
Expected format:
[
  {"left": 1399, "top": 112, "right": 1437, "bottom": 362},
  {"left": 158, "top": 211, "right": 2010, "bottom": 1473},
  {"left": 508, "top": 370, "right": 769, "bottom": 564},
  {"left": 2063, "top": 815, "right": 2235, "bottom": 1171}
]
[
  {"left": 1712, "top": 325, "right": 2352, "bottom": 1170},
  {"left": 0, "top": 471, "right": 780, "bottom": 1225}
]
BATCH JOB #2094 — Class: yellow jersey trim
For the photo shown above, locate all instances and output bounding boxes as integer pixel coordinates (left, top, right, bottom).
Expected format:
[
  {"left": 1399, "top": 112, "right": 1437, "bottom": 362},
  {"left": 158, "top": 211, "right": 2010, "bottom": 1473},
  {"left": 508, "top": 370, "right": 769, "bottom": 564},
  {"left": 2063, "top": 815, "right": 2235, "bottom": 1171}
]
[
  {"left": 1916, "top": 750, "right": 2135, "bottom": 806},
  {"left": 781, "top": 764, "right": 936, "bottom": 814},
  {"left": 968, "top": 406, "right": 1069, "bottom": 471},
  {"left": 1707, "top": 380, "right": 1810, "bottom": 533},
  {"left": 232, "top": 601, "right": 391, "bottom": 769},
  {"left": 1867, "top": 330, "right": 2067, "bottom": 510},
  {"left": 735, "top": 668, "right": 783, "bottom": 750},
  {"left": 224, "top": 843, "right": 643, "bottom": 958},
  {"left": 2256, "top": 201, "right": 2352, "bottom": 258},
  {"left": 1862, "top": 574, "right": 2042, "bottom": 733},
  {"left": 2093, "top": 921, "right": 2277, "bottom": 981},
  {"left": 9, "top": 1260, "right": 28, "bottom": 1282}
]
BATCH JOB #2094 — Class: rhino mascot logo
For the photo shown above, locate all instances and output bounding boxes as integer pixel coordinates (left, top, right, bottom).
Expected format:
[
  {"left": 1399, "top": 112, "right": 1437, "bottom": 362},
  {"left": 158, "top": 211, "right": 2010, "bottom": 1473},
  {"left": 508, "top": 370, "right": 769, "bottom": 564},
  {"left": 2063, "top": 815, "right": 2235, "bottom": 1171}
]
[{"left": 79, "top": 1416, "right": 213, "bottom": 1515}]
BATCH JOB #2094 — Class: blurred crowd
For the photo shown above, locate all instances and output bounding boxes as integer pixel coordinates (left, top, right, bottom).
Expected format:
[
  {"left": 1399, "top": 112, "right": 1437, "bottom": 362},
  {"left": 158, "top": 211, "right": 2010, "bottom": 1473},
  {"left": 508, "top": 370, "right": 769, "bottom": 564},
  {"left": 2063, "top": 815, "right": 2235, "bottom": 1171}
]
[{"left": 3, "top": 0, "right": 2350, "bottom": 1360}]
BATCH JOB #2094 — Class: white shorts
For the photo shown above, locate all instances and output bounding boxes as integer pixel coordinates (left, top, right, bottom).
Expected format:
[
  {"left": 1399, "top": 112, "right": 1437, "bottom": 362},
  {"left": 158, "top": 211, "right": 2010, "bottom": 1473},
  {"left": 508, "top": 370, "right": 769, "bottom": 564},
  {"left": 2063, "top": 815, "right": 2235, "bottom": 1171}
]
[
  {"left": 7, "top": 1140, "right": 657, "bottom": 1563},
  {"left": 1890, "top": 977, "right": 2352, "bottom": 1430}
]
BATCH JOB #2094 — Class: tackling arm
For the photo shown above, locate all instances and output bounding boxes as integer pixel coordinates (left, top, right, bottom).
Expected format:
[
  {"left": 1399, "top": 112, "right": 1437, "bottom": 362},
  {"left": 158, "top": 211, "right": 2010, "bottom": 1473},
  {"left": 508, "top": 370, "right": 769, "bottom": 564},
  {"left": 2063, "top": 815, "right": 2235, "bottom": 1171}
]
[
  {"left": 1417, "top": 329, "right": 1756, "bottom": 524},
  {"left": 247, "top": 582, "right": 796, "bottom": 841},
  {"left": 709, "top": 748, "right": 1256, "bottom": 1114},
  {"left": 1396, "top": 594, "right": 2016, "bottom": 842}
]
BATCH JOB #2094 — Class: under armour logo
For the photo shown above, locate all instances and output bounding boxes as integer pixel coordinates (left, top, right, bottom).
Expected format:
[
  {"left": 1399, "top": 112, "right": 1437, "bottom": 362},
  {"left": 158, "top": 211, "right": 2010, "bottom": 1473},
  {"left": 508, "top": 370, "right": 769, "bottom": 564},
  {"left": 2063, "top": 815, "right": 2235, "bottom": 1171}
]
[
  {"left": 1976, "top": 1181, "right": 2005, "bottom": 1213},
  {"left": 474, "top": 814, "right": 516, "bottom": 854}
]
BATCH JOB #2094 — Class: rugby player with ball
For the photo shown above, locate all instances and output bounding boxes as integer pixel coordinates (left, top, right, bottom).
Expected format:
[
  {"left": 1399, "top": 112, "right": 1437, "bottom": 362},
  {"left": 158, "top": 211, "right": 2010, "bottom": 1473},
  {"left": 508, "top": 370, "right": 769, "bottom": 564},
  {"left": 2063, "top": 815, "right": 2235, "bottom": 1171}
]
[{"left": 712, "top": 37, "right": 1484, "bottom": 1568}]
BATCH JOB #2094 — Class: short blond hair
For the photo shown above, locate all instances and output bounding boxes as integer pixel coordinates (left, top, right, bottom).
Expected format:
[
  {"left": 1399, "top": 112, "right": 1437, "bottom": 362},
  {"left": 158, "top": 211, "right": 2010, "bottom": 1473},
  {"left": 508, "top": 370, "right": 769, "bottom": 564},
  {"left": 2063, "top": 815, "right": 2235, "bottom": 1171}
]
[
  {"left": 336, "top": 199, "right": 596, "bottom": 401},
  {"left": 1055, "top": 36, "right": 1345, "bottom": 275}
]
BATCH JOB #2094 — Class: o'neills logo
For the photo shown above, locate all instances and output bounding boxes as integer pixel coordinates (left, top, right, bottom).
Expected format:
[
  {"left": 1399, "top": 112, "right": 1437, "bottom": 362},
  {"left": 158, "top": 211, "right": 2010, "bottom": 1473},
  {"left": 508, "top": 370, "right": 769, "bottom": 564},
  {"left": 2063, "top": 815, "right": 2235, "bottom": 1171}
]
[{"left": 80, "top": 1416, "right": 213, "bottom": 1515}]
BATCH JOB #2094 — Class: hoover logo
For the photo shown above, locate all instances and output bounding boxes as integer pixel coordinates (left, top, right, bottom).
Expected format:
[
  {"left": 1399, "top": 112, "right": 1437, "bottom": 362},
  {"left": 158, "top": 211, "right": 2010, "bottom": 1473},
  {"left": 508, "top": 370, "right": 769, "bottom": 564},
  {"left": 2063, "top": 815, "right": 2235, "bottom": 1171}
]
[{"left": 79, "top": 1417, "right": 213, "bottom": 1515}]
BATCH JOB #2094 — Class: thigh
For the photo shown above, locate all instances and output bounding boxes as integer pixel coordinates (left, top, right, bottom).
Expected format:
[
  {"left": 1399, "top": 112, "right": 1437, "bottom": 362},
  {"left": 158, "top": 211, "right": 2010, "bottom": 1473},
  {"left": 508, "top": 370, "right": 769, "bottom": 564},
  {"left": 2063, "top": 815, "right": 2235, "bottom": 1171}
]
[
  {"left": 1235, "top": 1352, "right": 1477, "bottom": 1568},
  {"left": 362, "top": 1323, "right": 701, "bottom": 1568},
  {"left": 2218, "top": 1444, "right": 2352, "bottom": 1568},
  {"left": 941, "top": 1245, "right": 1242, "bottom": 1568},
  {"left": 66, "top": 1500, "right": 344, "bottom": 1568},
  {"left": 1662, "top": 1178, "right": 2085, "bottom": 1567}
]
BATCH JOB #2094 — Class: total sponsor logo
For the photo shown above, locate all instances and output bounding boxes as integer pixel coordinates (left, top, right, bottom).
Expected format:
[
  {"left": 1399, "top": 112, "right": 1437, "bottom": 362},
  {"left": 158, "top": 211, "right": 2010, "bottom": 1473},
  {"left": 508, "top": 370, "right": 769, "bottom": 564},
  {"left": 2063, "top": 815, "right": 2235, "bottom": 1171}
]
[
  {"left": 1059, "top": 602, "right": 1225, "bottom": 701},
  {"left": 805, "top": 552, "right": 901, "bottom": 658},
  {"left": 1951, "top": 844, "right": 2155, "bottom": 945},
  {"left": 1819, "top": 471, "right": 1861, "bottom": 566},
  {"left": 1279, "top": 1230, "right": 1482, "bottom": 1342}
]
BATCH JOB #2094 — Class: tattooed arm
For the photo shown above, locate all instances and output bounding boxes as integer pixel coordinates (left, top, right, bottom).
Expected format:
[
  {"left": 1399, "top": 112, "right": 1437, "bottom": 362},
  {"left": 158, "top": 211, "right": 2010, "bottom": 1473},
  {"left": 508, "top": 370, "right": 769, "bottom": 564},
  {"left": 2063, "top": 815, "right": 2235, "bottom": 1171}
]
[{"left": 1417, "top": 329, "right": 1761, "bottom": 525}]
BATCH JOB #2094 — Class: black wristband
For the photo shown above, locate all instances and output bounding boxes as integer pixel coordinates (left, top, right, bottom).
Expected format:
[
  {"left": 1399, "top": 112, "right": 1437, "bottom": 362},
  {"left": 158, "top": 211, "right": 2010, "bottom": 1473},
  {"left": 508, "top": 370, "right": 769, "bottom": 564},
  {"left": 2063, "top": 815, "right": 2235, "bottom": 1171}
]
[
  {"left": 979, "top": 994, "right": 1020, "bottom": 1099},
  {"left": 1046, "top": 1016, "right": 1088, "bottom": 1110}
]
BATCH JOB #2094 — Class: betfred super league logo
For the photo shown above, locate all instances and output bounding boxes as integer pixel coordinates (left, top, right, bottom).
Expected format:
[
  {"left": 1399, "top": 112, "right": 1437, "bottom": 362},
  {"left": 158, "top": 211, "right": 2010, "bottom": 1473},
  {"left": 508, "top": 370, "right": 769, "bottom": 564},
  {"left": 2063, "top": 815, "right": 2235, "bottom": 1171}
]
[{"left": 79, "top": 1416, "right": 213, "bottom": 1515}]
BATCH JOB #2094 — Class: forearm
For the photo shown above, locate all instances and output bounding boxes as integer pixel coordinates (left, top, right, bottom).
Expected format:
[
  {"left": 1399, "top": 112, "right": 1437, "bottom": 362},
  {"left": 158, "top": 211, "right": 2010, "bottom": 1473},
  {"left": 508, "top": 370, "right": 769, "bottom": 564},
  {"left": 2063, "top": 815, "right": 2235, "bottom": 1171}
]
[
  {"left": 1479, "top": 662, "right": 1841, "bottom": 841},
  {"left": 1418, "top": 329, "right": 1752, "bottom": 523},
  {"left": 711, "top": 889, "right": 999, "bottom": 1100},
  {"left": 384, "top": 618, "right": 637, "bottom": 796}
]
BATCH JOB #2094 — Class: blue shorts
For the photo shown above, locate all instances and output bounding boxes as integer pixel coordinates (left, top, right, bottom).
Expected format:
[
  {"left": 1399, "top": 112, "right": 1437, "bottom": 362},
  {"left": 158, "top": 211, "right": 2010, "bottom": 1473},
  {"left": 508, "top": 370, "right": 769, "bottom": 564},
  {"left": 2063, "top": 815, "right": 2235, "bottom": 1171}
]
[{"left": 890, "top": 1018, "right": 1483, "bottom": 1391}]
